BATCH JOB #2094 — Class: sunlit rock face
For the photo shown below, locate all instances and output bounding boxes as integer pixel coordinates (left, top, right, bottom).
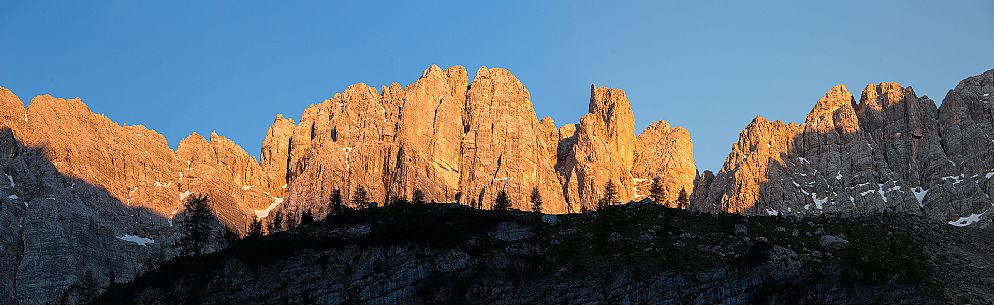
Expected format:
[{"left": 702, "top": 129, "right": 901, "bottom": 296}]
[
  {"left": 259, "top": 114, "right": 296, "bottom": 198},
  {"left": 0, "top": 89, "right": 271, "bottom": 304},
  {"left": 557, "top": 86, "right": 638, "bottom": 211},
  {"left": 390, "top": 65, "right": 468, "bottom": 204},
  {"left": 0, "top": 65, "right": 692, "bottom": 304},
  {"left": 0, "top": 92, "right": 274, "bottom": 305},
  {"left": 270, "top": 66, "right": 697, "bottom": 219},
  {"left": 459, "top": 67, "right": 566, "bottom": 213},
  {"left": 633, "top": 120, "right": 696, "bottom": 207},
  {"left": 176, "top": 132, "right": 277, "bottom": 232},
  {"left": 692, "top": 68, "right": 994, "bottom": 227},
  {"left": 0, "top": 64, "right": 991, "bottom": 304},
  {"left": 690, "top": 116, "right": 804, "bottom": 214}
]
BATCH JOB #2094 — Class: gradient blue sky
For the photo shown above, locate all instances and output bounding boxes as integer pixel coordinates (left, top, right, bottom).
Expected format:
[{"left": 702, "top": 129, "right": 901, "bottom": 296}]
[{"left": 1, "top": 1, "right": 992, "bottom": 171}]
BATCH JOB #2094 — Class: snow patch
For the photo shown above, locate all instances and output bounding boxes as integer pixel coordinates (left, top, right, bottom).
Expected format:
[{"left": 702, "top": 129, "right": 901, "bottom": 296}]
[
  {"left": 117, "top": 235, "right": 154, "bottom": 247},
  {"left": 6, "top": 175, "right": 13, "bottom": 188},
  {"left": 766, "top": 209, "right": 779, "bottom": 216},
  {"left": 7, "top": 195, "right": 17, "bottom": 200},
  {"left": 941, "top": 175, "right": 963, "bottom": 184},
  {"left": 835, "top": 171, "right": 842, "bottom": 180},
  {"left": 948, "top": 213, "right": 984, "bottom": 227},
  {"left": 873, "top": 183, "right": 900, "bottom": 203},
  {"left": 342, "top": 147, "right": 353, "bottom": 171},
  {"left": 241, "top": 185, "right": 253, "bottom": 191},
  {"left": 154, "top": 180, "right": 171, "bottom": 188},
  {"left": 178, "top": 190, "right": 193, "bottom": 201},
  {"left": 254, "top": 197, "right": 284, "bottom": 219},
  {"left": 798, "top": 157, "right": 808, "bottom": 164},
  {"left": 912, "top": 187, "right": 928, "bottom": 205},
  {"left": 811, "top": 194, "right": 826, "bottom": 209},
  {"left": 493, "top": 177, "right": 515, "bottom": 181}
]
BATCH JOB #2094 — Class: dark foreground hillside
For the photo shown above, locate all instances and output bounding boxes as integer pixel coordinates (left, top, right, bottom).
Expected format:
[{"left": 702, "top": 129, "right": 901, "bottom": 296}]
[{"left": 94, "top": 204, "right": 993, "bottom": 305}]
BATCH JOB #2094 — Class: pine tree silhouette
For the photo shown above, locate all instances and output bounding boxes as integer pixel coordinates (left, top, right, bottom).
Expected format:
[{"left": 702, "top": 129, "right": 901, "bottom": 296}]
[
  {"left": 412, "top": 189, "right": 426, "bottom": 206},
  {"left": 352, "top": 185, "right": 369, "bottom": 209},
  {"left": 530, "top": 187, "right": 543, "bottom": 213},
  {"left": 329, "top": 189, "right": 346, "bottom": 216},
  {"left": 649, "top": 177, "right": 665, "bottom": 205},
  {"left": 248, "top": 217, "right": 264, "bottom": 237},
  {"left": 176, "top": 194, "right": 212, "bottom": 257},
  {"left": 300, "top": 209, "right": 314, "bottom": 225},
  {"left": 676, "top": 187, "right": 690, "bottom": 209},
  {"left": 494, "top": 189, "right": 511, "bottom": 211},
  {"left": 598, "top": 180, "right": 619, "bottom": 209}
]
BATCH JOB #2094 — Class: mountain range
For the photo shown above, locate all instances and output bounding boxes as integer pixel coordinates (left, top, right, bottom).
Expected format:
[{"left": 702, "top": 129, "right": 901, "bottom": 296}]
[{"left": 0, "top": 66, "right": 990, "bottom": 304}]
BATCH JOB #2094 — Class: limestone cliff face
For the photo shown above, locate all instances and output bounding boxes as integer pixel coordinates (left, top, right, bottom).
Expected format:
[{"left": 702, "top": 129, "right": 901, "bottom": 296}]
[
  {"left": 0, "top": 65, "right": 697, "bottom": 304},
  {"left": 259, "top": 114, "right": 295, "bottom": 197},
  {"left": 633, "top": 121, "right": 696, "bottom": 206},
  {"left": 176, "top": 132, "right": 276, "bottom": 232},
  {"left": 693, "top": 69, "right": 994, "bottom": 227},
  {"left": 4, "top": 64, "right": 993, "bottom": 305},
  {"left": 0, "top": 92, "right": 286, "bottom": 304},
  {"left": 937, "top": 69, "right": 994, "bottom": 225},
  {"left": 24, "top": 95, "right": 179, "bottom": 213},
  {"left": 559, "top": 86, "right": 638, "bottom": 211},
  {"left": 690, "top": 116, "right": 804, "bottom": 214},
  {"left": 389, "top": 65, "right": 468, "bottom": 203},
  {"left": 269, "top": 66, "right": 695, "bottom": 219},
  {"left": 281, "top": 83, "right": 396, "bottom": 218},
  {"left": 459, "top": 67, "right": 566, "bottom": 213},
  {"left": 0, "top": 87, "right": 27, "bottom": 138}
]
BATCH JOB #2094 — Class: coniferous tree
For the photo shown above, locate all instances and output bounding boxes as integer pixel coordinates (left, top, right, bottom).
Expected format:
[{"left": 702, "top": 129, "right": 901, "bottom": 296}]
[
  {"left": 268, "top": 210, "right": 284, "bottom": 233},
  {"left": 329, "top": 189, "right": 346, "bottom": 216},
  {"left": 218, "top": 227, "right": 238, "bottom": 247},
  {"left": 649, "top": 177, "right": 665, "bottom": 205},
  {"left": 300, "top": 209, "right": 314, "bottom": 225},
  {"left": 177, "top": 194, "right": 212, "bottom": 257},
  {"left": 105, "top": 260, "right": 116, "bottom": 285},
  {"left": 352, "top": 185, "right": 369, "bottom": 209},
  {"left": 676, "top": 187, "right": 690, "bottom": 209},
  {"left": 493, "top": 189, "right": 511, "bottom": 211},
  {"left": 78, "top": 269, "right": 99, "bottom": 303},
  {"left": 530, "top": 187, "right": 543, "bottom": 214},
  {"left": 598, "top": 180, "right": 619, "bottom": 209},
  {"left": 248, "top": 217, "right": 264, "bottom": 238},
  {"left": 390, "top": 193, "right": 409, "bottom": 206},
  {"left": 412, "top": 189, "right": 426, "bottom": 206},
  {"left": 286, "top": 211, "right": 298, "bottom": 230}
]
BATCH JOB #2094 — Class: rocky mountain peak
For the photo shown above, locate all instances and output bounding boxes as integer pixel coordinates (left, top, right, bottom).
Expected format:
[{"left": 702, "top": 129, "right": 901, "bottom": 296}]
[
  {"left": 859, "top": 82, "right": 906, "bottom": 106},
  {"left": 0, "top": 66, "right": 700, "bottom": 304},
  {"left": 587, "top": 85, "right": 632, "bottom": 126},
  {"left": 804, "top": 84, "right": 859, "bottom": 134},
  {"left": 422, "top": 64, "right": 444, "bottom": 78},
  {"left": 695, "top": 68, "right": 994, "bottom": 228},
  {"left": 0, "top": 85, "right": 27, "bottom": 136},
  {"left": 633, "top": 120, "right": 696, "bottom": 205}
]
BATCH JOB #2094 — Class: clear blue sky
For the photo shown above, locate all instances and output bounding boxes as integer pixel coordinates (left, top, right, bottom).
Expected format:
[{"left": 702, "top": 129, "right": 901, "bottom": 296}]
[{"left": 1, "top": 1, "right": 992, "bottom": 171}]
